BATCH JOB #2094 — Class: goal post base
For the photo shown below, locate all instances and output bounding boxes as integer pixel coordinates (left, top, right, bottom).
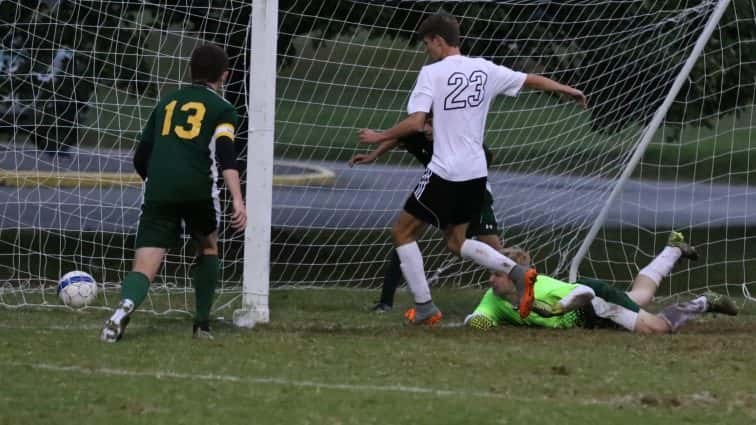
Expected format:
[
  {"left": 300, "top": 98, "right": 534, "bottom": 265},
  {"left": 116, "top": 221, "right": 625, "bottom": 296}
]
[{"left": 232, "top": 303, "right": 269, "bottom": 328}]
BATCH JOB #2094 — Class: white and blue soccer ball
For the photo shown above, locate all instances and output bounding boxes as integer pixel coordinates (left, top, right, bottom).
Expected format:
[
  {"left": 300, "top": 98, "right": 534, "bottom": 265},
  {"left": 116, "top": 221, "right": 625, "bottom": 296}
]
[{"left": 57, "top": 271, "right": 98, "bottom": 308}]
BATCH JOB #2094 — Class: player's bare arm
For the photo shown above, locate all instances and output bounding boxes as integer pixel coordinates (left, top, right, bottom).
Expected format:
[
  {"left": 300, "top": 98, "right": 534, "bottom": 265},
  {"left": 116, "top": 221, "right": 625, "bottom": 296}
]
[
  {"left": 358, "top": 111, "right": 426, "bottom": 144},
  {"left": 222, "top": 168, "right": 246, "bottom": 231},
  {"left": 349, "top": 139, "right": 400, "bottom": 167},
  {"left": 524, "top": 74, "right": 587, "bottom": 109}
]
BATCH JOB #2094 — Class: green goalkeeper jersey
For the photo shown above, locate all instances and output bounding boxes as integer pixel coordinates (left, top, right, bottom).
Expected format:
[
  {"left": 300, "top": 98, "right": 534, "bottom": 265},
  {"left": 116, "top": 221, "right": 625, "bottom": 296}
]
[
  {"left": 473, "top": 275, "right": 582, "bottom": 329},
  {"left": 140, "top": 84, "right": 238, "bottom": 202}
]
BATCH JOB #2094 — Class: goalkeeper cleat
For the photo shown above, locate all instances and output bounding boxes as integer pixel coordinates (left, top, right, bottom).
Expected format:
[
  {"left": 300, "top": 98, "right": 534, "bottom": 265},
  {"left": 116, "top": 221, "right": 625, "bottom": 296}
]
[
  {"left": 667, "top": 231, "right": 699, "bottom": 261},
  {"left": 464, "top": 313, "right": 495, "bottom": 331},
  {"left": 511, "top": 267, "right": 537, "bottom": 319},
  {"left": 703, "top": 291, "right": 738, "bottom": 316},
  {"left": 370, "top": 302, "right": 393, "bottom": 313},
  {"left": 193, "top": 323, "right": 215, "bottom": 340},
  {"left": 100, "top": 299, "right": 134, "bottom": 343},
  {"left": 404, "top": 306, "right": 443, "bottom": 326}
]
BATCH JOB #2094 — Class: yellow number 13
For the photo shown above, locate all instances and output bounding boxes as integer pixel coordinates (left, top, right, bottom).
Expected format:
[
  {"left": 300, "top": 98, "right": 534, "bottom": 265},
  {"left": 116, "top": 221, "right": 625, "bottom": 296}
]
[{"left": 161, "top": 100, "right": 206, "bottom": 140}]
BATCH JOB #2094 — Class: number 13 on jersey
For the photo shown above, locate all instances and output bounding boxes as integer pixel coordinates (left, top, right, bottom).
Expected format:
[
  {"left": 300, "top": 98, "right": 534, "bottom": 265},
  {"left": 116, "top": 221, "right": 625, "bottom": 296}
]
[{"left": 161, "top": 100, "right": 206, "bottom": 139}]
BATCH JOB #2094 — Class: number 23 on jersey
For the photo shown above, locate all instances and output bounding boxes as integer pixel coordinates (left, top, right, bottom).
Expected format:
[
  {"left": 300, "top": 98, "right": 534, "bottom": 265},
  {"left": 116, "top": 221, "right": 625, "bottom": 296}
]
[{"left": 161, "top": 100, "right": 206, "bottom": 140}]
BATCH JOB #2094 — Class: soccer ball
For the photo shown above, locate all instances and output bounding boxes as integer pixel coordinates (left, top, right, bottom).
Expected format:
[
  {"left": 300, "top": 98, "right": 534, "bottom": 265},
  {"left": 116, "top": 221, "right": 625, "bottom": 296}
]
[{"left": 57, "top": 271, "right": 98, "bottom": 308}]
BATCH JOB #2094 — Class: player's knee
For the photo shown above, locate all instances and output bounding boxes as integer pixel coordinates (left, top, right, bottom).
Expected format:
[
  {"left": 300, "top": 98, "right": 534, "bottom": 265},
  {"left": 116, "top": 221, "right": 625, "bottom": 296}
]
[
  {"left": 201, "top": 246, "right": 218, "bottom": 256},
  {"left": 445, "top": 238, "right": 462, "bottom": 255},
  {"left": 635, "top": 315, "right": 670, "bottom": 334},
  {"left": 131, "top": 265, "right": 157, "bottom": 282},
  {"left": 391, "top": 223, "right": 412, "bottom": 246}
]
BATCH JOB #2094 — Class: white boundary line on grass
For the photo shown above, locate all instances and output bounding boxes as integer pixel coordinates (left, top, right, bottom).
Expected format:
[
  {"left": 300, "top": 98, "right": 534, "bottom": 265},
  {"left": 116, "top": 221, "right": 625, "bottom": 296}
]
[
  {"left": 4, "top": 361, "right": 735, "bottom": 409},
  {"left": 8, "top": 361, "right": 509, "bottom": 400}
]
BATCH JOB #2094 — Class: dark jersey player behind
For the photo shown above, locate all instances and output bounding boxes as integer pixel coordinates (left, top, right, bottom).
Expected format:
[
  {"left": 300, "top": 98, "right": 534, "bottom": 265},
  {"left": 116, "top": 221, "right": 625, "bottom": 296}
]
[{"left": 101, "top": 44, "right": 246, "bottom": 342}]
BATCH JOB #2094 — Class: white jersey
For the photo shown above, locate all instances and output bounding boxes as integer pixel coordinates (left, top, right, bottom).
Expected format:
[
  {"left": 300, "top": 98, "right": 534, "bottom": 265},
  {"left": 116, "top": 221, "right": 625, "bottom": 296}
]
[{"left": 407, "top": 55, "right": 526, "bottom": 181}]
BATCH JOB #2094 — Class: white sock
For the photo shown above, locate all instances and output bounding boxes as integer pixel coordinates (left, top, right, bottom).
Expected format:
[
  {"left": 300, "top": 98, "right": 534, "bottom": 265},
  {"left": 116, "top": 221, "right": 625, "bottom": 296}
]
[
  {"left": 396, "top": 242, "right": 431, "bottom": 303},
  {"left": 557, "top": 284, "right": 595, "bottom": 311},
  {"left": 638, "top": 246, "right": 681, "bottom": 287},
  {"left": 460, "top": 239, "right": 517, "bottom": 274},
  {"left": 590, "top": 298, "right": 638, "bottom": 331}
]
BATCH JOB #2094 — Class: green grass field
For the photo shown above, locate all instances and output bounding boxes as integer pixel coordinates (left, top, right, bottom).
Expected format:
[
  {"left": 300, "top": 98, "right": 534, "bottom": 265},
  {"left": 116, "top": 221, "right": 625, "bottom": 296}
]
[{"left": 1, "top": 289, "right": 754, "bottom": 425}]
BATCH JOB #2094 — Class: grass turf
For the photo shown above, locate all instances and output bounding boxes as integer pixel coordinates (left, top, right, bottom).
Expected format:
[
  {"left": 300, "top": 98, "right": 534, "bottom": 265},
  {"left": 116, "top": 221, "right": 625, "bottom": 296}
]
[{"left": 1, "top": 288, "right": 754, "bottom": 425}]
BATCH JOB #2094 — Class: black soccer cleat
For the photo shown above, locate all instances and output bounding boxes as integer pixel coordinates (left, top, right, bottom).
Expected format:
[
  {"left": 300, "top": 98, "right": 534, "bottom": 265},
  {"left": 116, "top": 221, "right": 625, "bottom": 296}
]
[{"left": 667, "top": 231, "right": 699, "bottom": 261}]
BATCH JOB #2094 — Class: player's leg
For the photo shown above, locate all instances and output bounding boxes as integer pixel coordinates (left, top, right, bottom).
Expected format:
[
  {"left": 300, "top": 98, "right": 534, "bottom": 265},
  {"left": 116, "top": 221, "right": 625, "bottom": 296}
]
[
  {"left": 101, "top": 202, "right": 178, "bottom": 342},
  {"left": 476, "top": 234, "right": 502, "bottom": 250},
  {"left": 396, "top": 169, "right": 449, "bottom": 325},
  {"left": 393, "top": 211, "right": 441, "bottom": 324},
  {"left": 444, "top": 177, "right": 538, "bottom": 318},
  {"left": 372, "top": 249, "right": 401, "bottom": 312},
  {"left": 655, "top": 292, "right": 738, "bottom": 333},
  {"left": 191, "top": 231, "right": 219, "bottom": 339},
  {"left": 446, "top": 178, "right": 536, "bottom": 318},
  {"left": 186, "top": 199, "right": 223, "bottom": 339},
  {"left": 101, "top": 247, "right": 167, "bottom": 343},
  {"left": 629, "top": 231, "right": 698, "bottom": 306}
]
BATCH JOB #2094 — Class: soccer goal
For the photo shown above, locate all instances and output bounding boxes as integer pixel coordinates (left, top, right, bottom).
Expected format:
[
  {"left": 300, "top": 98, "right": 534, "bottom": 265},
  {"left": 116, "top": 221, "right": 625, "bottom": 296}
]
[{"left": 1, "top": 1, "right": 753, "bottom": 322}]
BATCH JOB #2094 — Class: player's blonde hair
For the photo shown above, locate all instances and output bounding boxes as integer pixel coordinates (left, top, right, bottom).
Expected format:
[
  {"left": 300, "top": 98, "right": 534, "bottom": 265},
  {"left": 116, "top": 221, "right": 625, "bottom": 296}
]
[{"left": 502, "top": 247, "right": 531, "bottom": 266}]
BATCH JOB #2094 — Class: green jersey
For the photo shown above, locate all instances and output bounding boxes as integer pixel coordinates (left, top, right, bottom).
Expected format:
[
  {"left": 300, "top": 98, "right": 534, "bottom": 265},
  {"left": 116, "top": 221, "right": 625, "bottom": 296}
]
[
  {"left": 140, "top": 84, "right": 239, "bottom": 202},
  {"left": 473, "top": 275, "right": 582, "bottom": 329}
]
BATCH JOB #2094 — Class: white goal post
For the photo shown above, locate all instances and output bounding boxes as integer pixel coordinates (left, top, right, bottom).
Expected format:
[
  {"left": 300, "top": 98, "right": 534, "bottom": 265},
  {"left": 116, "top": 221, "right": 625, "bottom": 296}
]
[{"left": 235, "top": 0, "right": 277, "bottom": 327}]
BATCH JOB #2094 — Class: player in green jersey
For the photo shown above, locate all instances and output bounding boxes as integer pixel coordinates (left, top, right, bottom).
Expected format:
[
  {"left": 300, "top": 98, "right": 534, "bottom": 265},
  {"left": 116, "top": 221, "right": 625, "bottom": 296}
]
[
  {"left": 349, "top": 115, "right": 502, "bottom": 312},
  {"left": 101, "top": 44, "right": 246, "bottom": 342},
  {"left": 465, "top": 232, "right": 738, "bottom": 333}
]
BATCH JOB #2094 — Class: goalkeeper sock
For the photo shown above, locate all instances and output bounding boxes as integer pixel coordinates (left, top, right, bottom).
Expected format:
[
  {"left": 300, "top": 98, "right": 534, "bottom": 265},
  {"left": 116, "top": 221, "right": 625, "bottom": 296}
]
[
  {"left": 659, "top": 296, "right": 707, "bottom": 332},
  {"left": 639, "top": 247, "right": 681, "bottom": 287},
  {"left": 193, "top": 255, "right": 219, "bottom": 325},
  {"left": 379, "top": 250, "right": 402, "bottom": 306},
  {"left": 120, "top": 271, "right": 150, "bottom": 308},
  {"left": 590, "top": 298, "right": 638, "bottom": 331},
  {"left": 396, "top": 242, "right": 431, "bottom": 304},
  {"left": 460, "top": 239, "right": 516, "bottom": 274}
]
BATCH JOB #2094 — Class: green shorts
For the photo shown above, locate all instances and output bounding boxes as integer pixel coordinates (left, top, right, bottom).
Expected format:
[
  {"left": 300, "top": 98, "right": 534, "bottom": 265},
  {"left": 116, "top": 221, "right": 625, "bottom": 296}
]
[
  {"left": 135, "top": 199, "right": 220, "bottom": 249},
  {"left": 574, "top": 277, "right": 640, "bottom": 329},
  {"left": 466, "top": 190, "right": 499, "bottom": 237}
]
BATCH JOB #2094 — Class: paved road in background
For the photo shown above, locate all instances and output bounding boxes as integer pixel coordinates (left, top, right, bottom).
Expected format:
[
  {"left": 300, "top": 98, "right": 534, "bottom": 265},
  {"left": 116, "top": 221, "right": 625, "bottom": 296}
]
[{"left": 2, "top": 147, "right": 755, "bottom": 232}]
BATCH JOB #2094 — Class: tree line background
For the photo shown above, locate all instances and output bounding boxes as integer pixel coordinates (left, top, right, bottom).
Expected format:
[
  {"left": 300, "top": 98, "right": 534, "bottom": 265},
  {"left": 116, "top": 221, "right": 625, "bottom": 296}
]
[{"left": 0, "top": 0, "right": 753, "bottom": 155}]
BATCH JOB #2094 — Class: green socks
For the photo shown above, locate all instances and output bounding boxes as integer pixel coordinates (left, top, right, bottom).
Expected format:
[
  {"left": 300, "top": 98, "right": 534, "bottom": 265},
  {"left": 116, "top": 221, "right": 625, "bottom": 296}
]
[
  {"left": 193, "top": 255, "right": 219, "bottom": 325},
  {"left": 120, "top": 271, "right": 150, "bottom": 308},
  {"left": 120, "top": 255, "right": 218, "bottom": 325}
]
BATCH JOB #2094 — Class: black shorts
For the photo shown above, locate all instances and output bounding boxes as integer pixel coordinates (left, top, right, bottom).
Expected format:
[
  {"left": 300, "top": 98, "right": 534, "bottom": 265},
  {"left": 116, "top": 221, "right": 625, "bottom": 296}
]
[
  {"left": 135, "top": 199, "right": 220, "bottom": 249},
  {"left": 466, "top": 189, "right": 498, "bottom": 237},
  {"left": 404, "top": 169, "right": 487, "bottom": 229}
]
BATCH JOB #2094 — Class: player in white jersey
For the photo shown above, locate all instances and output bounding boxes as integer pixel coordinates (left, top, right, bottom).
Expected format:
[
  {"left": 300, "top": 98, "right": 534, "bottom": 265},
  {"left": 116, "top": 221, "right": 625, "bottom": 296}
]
[{"left": 358, "top": 13, "right": 587, "bottom": 325}]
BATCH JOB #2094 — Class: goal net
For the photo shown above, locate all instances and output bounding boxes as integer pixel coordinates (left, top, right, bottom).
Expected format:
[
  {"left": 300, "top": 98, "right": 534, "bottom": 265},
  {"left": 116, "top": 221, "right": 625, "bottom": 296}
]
[{"left": 1, "top": 0, "right": 753, "bottom": 315}]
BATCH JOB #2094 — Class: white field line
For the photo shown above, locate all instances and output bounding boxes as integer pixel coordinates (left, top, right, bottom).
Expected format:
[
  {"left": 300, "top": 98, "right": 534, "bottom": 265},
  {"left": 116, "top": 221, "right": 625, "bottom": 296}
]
[
  {"left": 3, "top": 361, "right": 738, "bottom": 409},
  {"left": 9, "top": 361, "right": 509, "bottom": 400}
]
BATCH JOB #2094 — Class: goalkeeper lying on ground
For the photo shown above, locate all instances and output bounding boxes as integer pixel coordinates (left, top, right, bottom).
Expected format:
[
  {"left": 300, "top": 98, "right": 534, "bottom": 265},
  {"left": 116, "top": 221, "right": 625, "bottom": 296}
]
[{"left": 465, "top": 232, "right": 738, "bottom": 333}]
